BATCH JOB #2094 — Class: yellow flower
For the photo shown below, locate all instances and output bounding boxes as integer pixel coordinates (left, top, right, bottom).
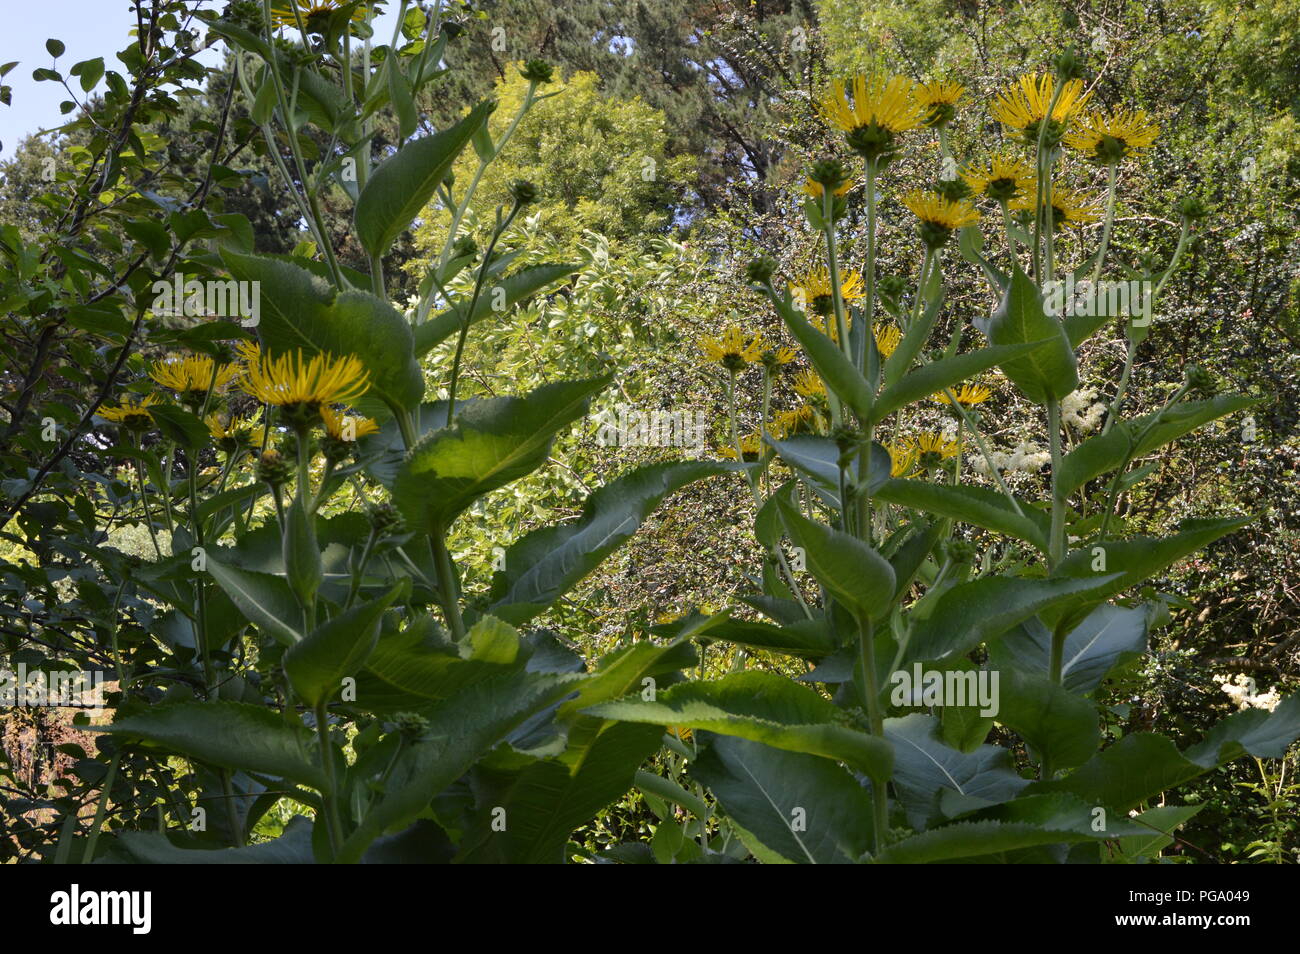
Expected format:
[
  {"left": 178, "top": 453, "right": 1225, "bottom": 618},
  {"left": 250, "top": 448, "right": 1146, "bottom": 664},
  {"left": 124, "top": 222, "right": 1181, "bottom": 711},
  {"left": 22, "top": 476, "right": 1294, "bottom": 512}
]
[
  {"left": 320, "top": 405, "right": 380, "bottom": 441},
  {"left": 699, "top": 326, "right": 764, "bottom": 371},
  {"left": 240, "top": 348, "right": 370, "bottom": 408},
  {"left": 1065, "top": 107, "right": 1160, "bottom": 163},
  {"left": 149, "top": 353, "right": 241, "bottom": 396},
  {"left": 820, "top": 74, "right": 927, "bottom": 134},
  {"left": 901, "top": 190, "right": 981, "bottom": 230},
  {"left": 914, "top": 80, "right": 966, "bottom": 127},
  {"left": 820, "top": 75, "right": 926, "bottom": 161},
  {"left": 761, "top": 344, "right": 798, "bottom": 369},
  {"left": 791, "top": 369, "right": 826, "bottom": 398},
  {"left": 875, "top": 324, "right": 903, "bottom": 359},
  {"left": 960, "top": 153, "right": 1035, "bottom": 201},
  {"left": 772, "top": 404, "right": 816, "bottom": 438},
  {"left": 667, "top": 725, "right": 693, "bottom": 741},
  {"left": 205, "top": 408, "right": 262, "bottom": 444},
  {"left": 886, "top": 441, "right": 917, "bottom": 478},
  {"left": 1009, "top": 183, "right": 1102, "bottom": 226},
  {"left": 270, "top": 1, "right": 365, "bottom": 29},
  {"left": 791, "top": 268, "right": 865, "bottom": 317},
  {"left": 98, "top": 394, "right": 160, "bottom": 429},
  {"left": 802, "top": 178, "right": 854, "bottom": 199},
  {"left": 915, "top": 431, "right": 961, "bottom": 465},
  {"left": 934, "top": 382, "right": 993, "bottom": 406},
  {"left": 990, "top": 74, "right": 1092, "bottom": 143},
  {"left": 719, "top": 432, "right": 764, "bottom": 461}
]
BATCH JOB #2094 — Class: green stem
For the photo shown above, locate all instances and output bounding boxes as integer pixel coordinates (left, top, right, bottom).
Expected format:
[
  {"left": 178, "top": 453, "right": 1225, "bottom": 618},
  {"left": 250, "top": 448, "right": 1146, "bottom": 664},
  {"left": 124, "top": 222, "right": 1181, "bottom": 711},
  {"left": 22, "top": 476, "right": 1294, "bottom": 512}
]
[
  {"left": 1047, "top": 399, "right": 1065, "bottom": 567},
  {"left": 1092, "top": 164, "right": 1119, "bottom": 286},
  {"left": 313, "top": 700, "right": 344, "bottom": 858},
  {"left": 855, "top": 613, "right": 888, "bottom": 851}
]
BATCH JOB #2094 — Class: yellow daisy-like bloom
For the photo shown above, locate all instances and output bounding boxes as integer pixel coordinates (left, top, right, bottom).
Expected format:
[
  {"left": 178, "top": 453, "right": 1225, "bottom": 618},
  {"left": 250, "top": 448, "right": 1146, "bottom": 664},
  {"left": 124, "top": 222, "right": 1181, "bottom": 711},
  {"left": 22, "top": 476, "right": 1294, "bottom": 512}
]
[
  {"left": 990, "top": 74, "right": 1092, "bottom": 143},
  {"left": 887, "top": 441, "right": 917, "bottom": 478},
  {"left": 761, "top": 344, "right": 799, "bottom": 369},
  {"left": 914, "top": 80, "right": 966, "bottom": 127},
  {"left": 960, "top": 153, "right": 1036, "bottom": 201},
  {"left": 791, "top": 268, "right": 866, "bottom": 317},
  {"left": 241, "top": 348, "right": 370, "bottom": 408},
  {"left": 719, "top": 432, "right": 764, "bottom": 461},
  {"left": 99, "top": 394, "right": 160, "bottom": 428},
  {"left": 1010, "top": 183, "right": 1103, "bottom": 227},
  {"left": 821, "top": 74, "right": 927, "bottom": 134},
  {"left": 902, "top": 190, "right": 981, "bottom": 230},
  {"left": 149, "top": 353, "right": 241, "bottom": 396},
  {"left": 320, "top": 405, "right": 380, "bottom": 442},
  {"left": 205, "top": 408, "right": 262, "bottom": 444},
  {"left": 1065, "top": 107, "right": 1160, "bottom": 164},
  {"left": 820, "top": 75, "right": 926, "bottom": 161},
  {"left": 792, "top": 369, "right": 826, "bottom": 398},
  {"left": 802, "top": 178, "right": 854, "bottom": 200},
  {"left": 915, "top": 431, "right": 961, "bottom": 465},
  {"left": 772, "top": 404, "right": 816, "bottom": 438},
  {"left": 875, "top": 323, "right": 903, "bottom": 359},
  {"left": 270, "top": 0, "right": 365, "bottom": 29},
  {"left": 667, "top": 725, "right": 693, "bottom": 741},
  {"left": 699, "top": 326, "right": 764, "bottom": 371},
  {"left": 934, "top": 383, "right": 993, "bottom": 407}
]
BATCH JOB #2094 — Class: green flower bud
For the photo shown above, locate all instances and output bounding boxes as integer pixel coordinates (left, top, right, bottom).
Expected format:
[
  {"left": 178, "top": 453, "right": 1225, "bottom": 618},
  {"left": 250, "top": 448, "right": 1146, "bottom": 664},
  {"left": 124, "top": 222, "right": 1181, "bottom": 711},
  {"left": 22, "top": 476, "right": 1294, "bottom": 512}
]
[
  {"left": 744, "top": 255, "right": 778, "bottom": 285},
  {"left": 519, "top": 59, "right": 554, "bottom": 84},
  {"left": 509, "top": 179, "right": 538, "bottom": 206}
]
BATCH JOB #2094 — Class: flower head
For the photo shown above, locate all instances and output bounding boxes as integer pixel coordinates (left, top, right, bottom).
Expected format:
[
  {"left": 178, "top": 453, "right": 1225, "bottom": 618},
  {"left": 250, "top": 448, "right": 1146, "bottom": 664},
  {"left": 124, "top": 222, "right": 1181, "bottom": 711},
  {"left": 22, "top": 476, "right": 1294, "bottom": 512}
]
[
  {"left": 699, "top": 326, "right": 764, "bottom": 372},
  {"left": 98, "top": 394, "right": 160, "bottom": 430},
  {"left": 150, "top": 353, "right": 241, "bottom": 398},
  {"left": 205, "top": 408, "right": 262, "bottom": 450},
  {"left": 719, "top": 432, "right": 764, "bottom": 461},
  {"left": 802, "top": 177, "right": 855, "bottom": 200},
  {"left": 240, "top": 348, "right": 370, "bottom": 411},
  {"left": 874, "top": 324, "right": 903, "bottom": 360},
  {"left": 792, "top": 369, "right": 826, "bottom": 399},
  {"left": 990, "top": 74, "right": 1092, "bottom": 146},
  {"left": 760, "top": 344, "right": 798, "bottom": 370},
  {"left": 1010, "top": 183, "right": 1102, "bottom": 227},
  {"left": 320, "top": 405, "right": 380, "bottom": 442},
  {"left": 934, "top": 382, "right": 992, "bottom": 407},
  {"left": 1065, "top": 107, "right": 1159, "bottom": 164},
  {"left": 901, "top": 190, "right": 980, "bottom": 247},
  {"left": 915, "top": 431, "right": 960, "bottom": 468},
  {"left": 961, "top": 153, "right": 1035, "bottom": 202},
  {"left": 914, "top": 80, "right": 966, "bottom": 128},
  {"left": 886, "top": 441, "right": 917, "bottom": 478},
  {"left": 791, "top": 268, "right": 865, "bottom": 317},
  {"left": 772, "top": 404, "right": 816, "bottom": 438},
  {"left": 820, "top": 75, "right": 926, "bottom": 162}
]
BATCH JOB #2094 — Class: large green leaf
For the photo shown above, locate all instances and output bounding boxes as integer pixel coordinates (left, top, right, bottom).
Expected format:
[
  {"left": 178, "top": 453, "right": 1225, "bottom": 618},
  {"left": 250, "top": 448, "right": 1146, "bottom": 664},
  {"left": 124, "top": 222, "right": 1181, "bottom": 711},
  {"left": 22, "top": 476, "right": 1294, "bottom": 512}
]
[
  {"left": 871, "top": 341, "right": 1046, "bottom": 424},
  {"left": 777, "top": 496, "right": 895, "bottom": 622},
  {"left": 885, "top": 714, "right": 1028, "bottom": 829},
  {"left": 413, "top": 263, "right": 578, "bottom": 356},
  {"left": 392, "top": 376, "right": 608, "bottom": 533},
  {"left": 693, "top": 736, "right": 876, "bottom": 864},
  {"left": 1184, "top": 693, "right": 1300, "bottom": 767},
  {"left": 454, "top": 640, "right": 696, "bottom": 863},
  {"left": 874, "top": 479, "right": 1050, "bottom": 553},
  {"left": 353, "top": 101, "right": 492, "bottom": 258},
  {"left": 220, "top": 250, "right": 423, "bottom": 411},
  {"left": 487, "top": 461, "right": 731, "bottom": 625},
  {"left": 1057, "top": 395, "right": 1261, "bottom": 496},
  {"left": 699, "top": 617, "right": 837, "bottom": 660},
  {"left": 96, "top": 702, "right": 326, "bottom": 789},
  {"left": 336, "top": 669, "right": 583, "bottom": 862},
  {"left": 996, "top": 670, "right": 1099, "bottom": 771},
  {"left": 584, "top": 671, "right": 893, "bottom": 782},
  {"left": 975, "top": 263, "right": 1077, "bottom": 404},
  {"left": 205, "top": 555, "right": 300, "bottom": 647},
  {"left": 284, "top": 582, "right": 405, "bottom": 706},
  {"left": 989, "top": 604, "right": 1148, "bottom": 694},
  {"left": 903, "top": 574, "right": 1121, "bottom": 665}
]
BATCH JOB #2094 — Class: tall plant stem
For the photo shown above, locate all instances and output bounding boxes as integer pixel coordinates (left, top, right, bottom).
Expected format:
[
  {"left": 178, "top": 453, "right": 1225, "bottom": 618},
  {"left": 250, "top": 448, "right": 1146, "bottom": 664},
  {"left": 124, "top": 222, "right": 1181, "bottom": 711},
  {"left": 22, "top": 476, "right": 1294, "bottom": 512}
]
[
  {"left": 314, "top": 699, "right": 344, "bottom": 858},
  {"left": 855, "top": 613, "right": 888, "bottom": 850},
  {"left": 1092, "top": 164, "right": 1119, "bottom": 286},
  {"left": 1046, "top": 398, "right": 1066, "bottom": 568}
]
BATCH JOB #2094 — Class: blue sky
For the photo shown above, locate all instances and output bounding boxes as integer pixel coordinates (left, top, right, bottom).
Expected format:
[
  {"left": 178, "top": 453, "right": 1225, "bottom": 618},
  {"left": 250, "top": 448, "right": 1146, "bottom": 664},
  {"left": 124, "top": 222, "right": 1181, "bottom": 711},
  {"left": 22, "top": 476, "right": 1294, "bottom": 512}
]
[{"left": 0, "top": 1, "right": 401, "bottom": 159}]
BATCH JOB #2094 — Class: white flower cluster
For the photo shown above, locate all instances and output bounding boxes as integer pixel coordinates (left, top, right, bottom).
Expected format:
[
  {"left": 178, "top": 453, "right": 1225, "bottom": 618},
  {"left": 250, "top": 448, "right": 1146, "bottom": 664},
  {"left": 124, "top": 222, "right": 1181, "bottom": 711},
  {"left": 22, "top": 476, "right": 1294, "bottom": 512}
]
[
  {"left": 1061, "top": 388, "right": 1107, "bottom": 434},
  {"left": 970, "top": 440, "right": 1052, "bottom": 476},
  {"left": 1214, "top": 673, "right": 1282, "bottom": 712}
]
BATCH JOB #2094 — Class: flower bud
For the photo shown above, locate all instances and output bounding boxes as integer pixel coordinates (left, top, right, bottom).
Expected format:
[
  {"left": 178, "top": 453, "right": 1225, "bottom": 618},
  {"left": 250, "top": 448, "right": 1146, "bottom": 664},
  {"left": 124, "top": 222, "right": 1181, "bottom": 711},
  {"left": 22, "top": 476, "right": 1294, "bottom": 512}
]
[
  {"left": 519, "top": 59, "right": 554, "bottom": 84},
  {"left": 509, "top": 179, "right": 538, "bottom": 206},
  {"left": 744, "top": 256, "right": 778, "bottom": 285}
]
